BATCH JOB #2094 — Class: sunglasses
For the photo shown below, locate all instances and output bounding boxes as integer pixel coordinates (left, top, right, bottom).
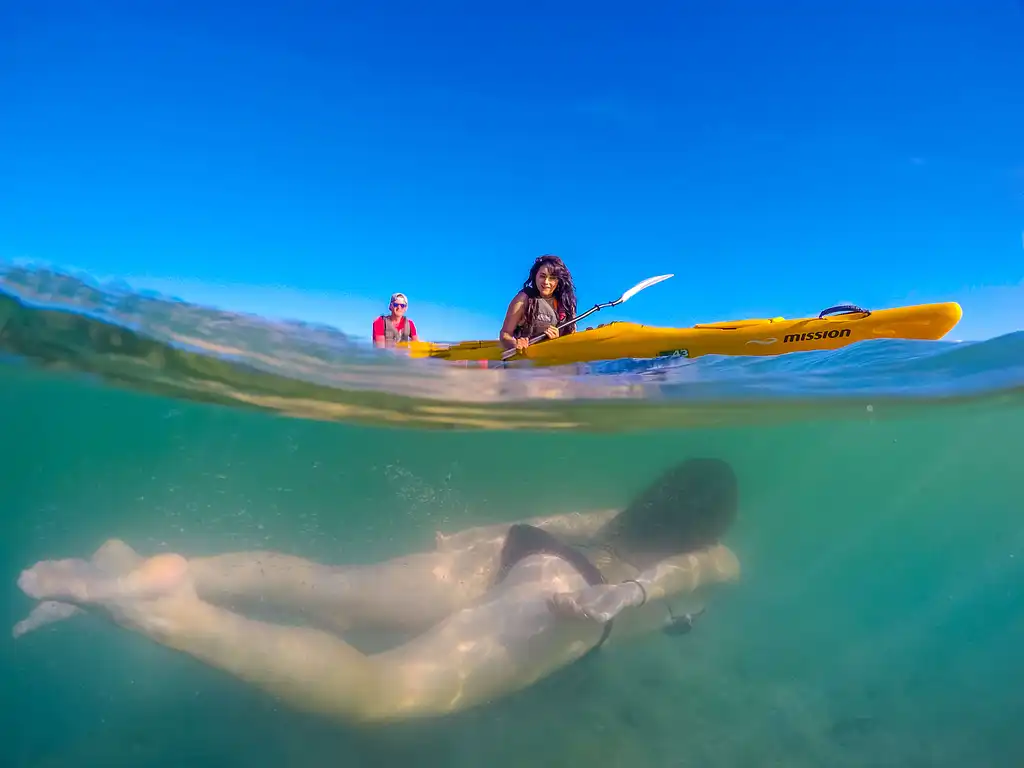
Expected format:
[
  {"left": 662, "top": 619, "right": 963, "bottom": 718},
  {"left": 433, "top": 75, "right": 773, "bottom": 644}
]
[{"left": 391, "top": 302, "right": 407, "bottom": 309}]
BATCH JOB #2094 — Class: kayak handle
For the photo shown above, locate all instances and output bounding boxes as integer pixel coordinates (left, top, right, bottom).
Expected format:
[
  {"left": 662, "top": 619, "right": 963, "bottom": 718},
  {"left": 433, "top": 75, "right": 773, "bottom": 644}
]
[{"left": 818, "top": 304, "right": 871, "bottom": 319}]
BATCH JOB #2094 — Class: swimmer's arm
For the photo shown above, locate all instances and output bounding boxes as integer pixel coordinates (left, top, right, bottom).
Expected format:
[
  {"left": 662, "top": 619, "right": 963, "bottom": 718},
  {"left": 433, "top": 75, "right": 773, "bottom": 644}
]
[
  {"left": 435, "top": 509, "right": 620, "bottom": 551},
  {"left": 549, "top": 545, "right": 740, "bottom": 625},
  {"left": 629, "top": 545, "right": 741, "bottom": 604}
]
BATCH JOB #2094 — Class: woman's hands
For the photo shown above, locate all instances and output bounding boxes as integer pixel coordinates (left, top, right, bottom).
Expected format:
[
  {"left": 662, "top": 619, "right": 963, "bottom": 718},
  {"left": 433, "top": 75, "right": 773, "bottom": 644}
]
[
  {"left": 548, "top": 581, "right": 645, "bottom": 624},
  {"left": 514, "top": 325, "right": 558, "bottom": 352}
]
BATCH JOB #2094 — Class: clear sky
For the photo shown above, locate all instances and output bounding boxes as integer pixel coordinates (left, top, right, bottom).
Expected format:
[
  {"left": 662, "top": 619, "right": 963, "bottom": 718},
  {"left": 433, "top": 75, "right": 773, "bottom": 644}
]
[{"left": 3, "top": 1, "right": 1023, "bottom": 342}]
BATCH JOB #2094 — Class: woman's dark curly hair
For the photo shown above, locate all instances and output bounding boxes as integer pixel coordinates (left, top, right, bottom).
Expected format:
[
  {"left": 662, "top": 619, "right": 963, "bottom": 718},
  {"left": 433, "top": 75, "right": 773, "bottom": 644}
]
[
  {"left": 601, "top": 457, "right": 738, "bottom": 569},
  {"left": 520, "top": 254, "right": 578, "bottom": 336}
]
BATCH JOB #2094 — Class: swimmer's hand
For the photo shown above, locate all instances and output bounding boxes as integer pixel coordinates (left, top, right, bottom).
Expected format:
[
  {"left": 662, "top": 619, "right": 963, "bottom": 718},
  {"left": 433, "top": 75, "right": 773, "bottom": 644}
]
[{"left": 548, "top": 582, "right": 645, "bottom": 624}]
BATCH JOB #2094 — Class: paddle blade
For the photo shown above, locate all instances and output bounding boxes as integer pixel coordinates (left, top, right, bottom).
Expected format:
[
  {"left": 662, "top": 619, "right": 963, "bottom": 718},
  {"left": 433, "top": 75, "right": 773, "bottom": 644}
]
[{"left": 618, "top": 273, "right": 674, "bottom": 304}]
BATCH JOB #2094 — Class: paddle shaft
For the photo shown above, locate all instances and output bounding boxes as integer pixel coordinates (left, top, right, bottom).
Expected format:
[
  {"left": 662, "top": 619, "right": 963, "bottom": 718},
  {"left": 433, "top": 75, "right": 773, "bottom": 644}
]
[
  {"left": 531, "top": 300, "right": 613, "bottom": 342},
  {"left": 500, "top": 300, "right": 616, "bottom": 360}
]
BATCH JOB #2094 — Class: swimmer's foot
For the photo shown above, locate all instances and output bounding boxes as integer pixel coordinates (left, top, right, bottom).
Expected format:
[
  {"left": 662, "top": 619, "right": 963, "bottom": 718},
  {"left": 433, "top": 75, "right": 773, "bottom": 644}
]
[
  {"left": 19, "top": 553, "right": 190, "bottom": 607},
  {"left": 16, "top": 552, "right": 197, "bottom": 642},
  {"left": 92, "top": 538, "right": 144, "bottom": 573},
  {"left": 16, "top": 538, "right": 147, "bottom": 606},
  {"left": 12, "top": 601, "right": 83, "bottom": 639},
  {"left": 12, "top": 539, "right": 147, "bottom": 639}
]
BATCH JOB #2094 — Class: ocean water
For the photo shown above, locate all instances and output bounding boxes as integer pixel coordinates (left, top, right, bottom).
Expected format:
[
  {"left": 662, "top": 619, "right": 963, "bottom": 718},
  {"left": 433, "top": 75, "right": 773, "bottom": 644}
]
[{"left": 2, "top": 266, "right": 1023, "bottom": 767}]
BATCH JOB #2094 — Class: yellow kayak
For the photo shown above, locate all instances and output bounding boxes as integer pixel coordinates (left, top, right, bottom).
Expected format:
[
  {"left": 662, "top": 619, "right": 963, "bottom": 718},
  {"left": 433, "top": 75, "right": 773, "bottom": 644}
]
[{"left": 404, "top": 302, "right": 963, "bottom": 366}]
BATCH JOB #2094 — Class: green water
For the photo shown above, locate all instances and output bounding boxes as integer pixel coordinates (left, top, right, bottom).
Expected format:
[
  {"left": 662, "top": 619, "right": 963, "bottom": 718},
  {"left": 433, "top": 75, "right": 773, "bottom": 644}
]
[{"left": 3, "top": 363, "right": 1023, "bottom": 767}]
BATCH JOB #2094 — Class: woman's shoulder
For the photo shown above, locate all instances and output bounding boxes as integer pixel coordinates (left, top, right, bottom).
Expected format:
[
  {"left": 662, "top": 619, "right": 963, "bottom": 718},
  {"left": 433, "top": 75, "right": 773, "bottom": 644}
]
[
  {"left": 502, "top": 291, "right": 530, "bottom": 322},
  {"left": 506, "top": 290, "right": 531, "bottom": 308}
]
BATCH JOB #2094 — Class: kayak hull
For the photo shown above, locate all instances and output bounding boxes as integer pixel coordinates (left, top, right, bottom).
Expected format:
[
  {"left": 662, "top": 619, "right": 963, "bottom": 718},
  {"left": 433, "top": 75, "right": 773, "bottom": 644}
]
[{"left": 404, "top": 302, "right": 963, "bottom": 366}]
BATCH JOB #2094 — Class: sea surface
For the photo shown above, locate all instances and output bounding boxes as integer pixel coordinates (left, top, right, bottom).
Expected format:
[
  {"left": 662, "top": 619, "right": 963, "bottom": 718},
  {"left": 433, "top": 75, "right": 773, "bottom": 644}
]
[{"left": 2, "top": 265, "right": 1023, "bottom": 767}]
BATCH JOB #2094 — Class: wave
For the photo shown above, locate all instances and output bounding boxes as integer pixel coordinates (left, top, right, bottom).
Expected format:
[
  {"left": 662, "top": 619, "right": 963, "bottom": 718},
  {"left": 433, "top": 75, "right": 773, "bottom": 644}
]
[{"left": 2, "top": 263, "right": 1022, "bottom": 432}]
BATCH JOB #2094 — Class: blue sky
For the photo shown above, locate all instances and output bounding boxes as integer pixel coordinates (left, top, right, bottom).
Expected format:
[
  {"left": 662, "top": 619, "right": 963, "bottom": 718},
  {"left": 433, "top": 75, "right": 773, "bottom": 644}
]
[{"left": 3, "top": 1, "right": 1022, "bottom": 342}]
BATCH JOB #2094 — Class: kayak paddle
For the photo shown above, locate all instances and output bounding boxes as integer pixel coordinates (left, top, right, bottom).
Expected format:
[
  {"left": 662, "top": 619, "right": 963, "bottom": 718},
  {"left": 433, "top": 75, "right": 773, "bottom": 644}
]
[{"left": 500, "top": 273, "right": 674, "bottom": 360}]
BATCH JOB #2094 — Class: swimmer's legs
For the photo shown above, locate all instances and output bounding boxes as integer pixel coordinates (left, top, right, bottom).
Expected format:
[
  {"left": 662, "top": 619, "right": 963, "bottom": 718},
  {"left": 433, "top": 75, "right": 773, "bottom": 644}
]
[
  {"left": 182, "top": 510, "right": 619, "bottom": 632},
  {"left": 17, "top": 554, "right": 387, "bottom": 721},
  {"left": 16, "top": 551, "right": 569, "bottom": 725},
  {"left": 183, "top": 543, "right": 500, "bottom": 633},
  {"left": 14, "top": 538, "right": 500, "bottom": 638}
]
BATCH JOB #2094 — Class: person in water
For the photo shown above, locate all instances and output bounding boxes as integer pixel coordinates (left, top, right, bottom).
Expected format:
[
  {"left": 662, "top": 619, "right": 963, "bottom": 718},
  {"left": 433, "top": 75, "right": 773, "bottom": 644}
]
[
  {"left": 14, "top": 458, "right": 741, "bottom": 726},
  {"left": 372, "top": 292, "right": 418, "bottom": 347},
  {"left": 499, "top": 254, "right": 578, "bottom": 354}
]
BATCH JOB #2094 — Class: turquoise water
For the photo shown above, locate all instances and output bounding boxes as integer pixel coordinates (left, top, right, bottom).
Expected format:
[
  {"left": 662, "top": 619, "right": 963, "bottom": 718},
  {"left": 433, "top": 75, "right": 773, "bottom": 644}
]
[{"left": 2, "top": 267, "right": 1024, "bottom": 766}]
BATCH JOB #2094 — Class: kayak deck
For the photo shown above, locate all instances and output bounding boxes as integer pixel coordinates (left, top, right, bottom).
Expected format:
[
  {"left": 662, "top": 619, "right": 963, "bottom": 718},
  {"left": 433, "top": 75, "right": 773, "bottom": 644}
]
[{"left": 404, "top": 302, "right": 963, "bottom": 366}]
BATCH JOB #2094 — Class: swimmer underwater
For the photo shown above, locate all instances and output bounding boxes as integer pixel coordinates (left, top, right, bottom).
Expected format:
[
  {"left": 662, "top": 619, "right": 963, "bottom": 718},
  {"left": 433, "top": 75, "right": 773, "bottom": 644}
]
[{"left": 15, "top": 457, "right": 741, "bottom": 726}]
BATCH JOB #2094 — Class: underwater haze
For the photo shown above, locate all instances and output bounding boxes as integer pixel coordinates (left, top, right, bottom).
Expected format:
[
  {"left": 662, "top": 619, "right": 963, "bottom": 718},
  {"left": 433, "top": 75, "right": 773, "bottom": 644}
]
[{"left": 2, "top": 268, "right": 1024, "bottom": 767}]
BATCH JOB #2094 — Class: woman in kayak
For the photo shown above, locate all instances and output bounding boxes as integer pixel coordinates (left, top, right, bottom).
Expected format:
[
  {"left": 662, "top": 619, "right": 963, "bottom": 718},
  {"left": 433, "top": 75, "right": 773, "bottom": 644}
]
[
  {"left": 15, "top": 458, "right": 740, "bottom": 726},
  {"left": 499, "top": 254, "right": 578, "bottom": 354}
]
